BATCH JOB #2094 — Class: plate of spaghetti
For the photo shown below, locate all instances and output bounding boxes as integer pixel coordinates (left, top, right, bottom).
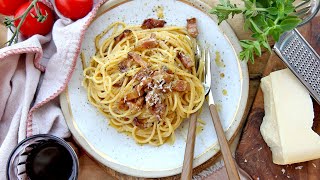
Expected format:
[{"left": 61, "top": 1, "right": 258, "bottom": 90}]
[{"left": 60, "top": 0, "right": 249, "bottom": 178}]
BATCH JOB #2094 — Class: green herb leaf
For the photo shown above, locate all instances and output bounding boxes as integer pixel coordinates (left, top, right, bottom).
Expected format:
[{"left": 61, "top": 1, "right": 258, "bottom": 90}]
[
  {"left": 244, "top": 0, "right": 253, "bottom": 9},
  {"left": 209, "top": 0, "right": 301, "bottom": 63},
  {"left": 267, "top": 7, "right": 278, "bottom": 15},
  {"left": 261, "top": 40, "right": 271, "bottom": 52},
  {"left": 244, "top": 19, "right": 251, "bottom": 31},
  {"left": 279, "top": 17, "right": 302, "bottom": 31},
  {"left": 252, "top": 14, "right": 268, "bottom": 29},
  {"left": 250, "top": 19, "right": 263, "bottom": 33},
  {"left": 269, "top": 26, "right": 282, "bottom": 41},
  {"left": 209, "top": 0, "right": 243, "bottom": 24},
  {"left": 253, "top": 41, "right": 262, "bottom": 56},
  {"left": 283, "top": 5, "right": 295, "bottom": 15}
]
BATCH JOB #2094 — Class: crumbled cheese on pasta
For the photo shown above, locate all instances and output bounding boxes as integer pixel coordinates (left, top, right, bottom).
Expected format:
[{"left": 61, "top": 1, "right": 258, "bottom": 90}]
[
  {"left": 154, "top": 79, "right": 165, "bottom": 90},
  {"left": 145, "top": 90, "right": 161, "bottom": 106}
]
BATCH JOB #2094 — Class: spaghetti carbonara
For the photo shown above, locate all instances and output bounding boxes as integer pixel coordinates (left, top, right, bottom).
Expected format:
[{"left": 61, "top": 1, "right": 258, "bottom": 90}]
[{"left": 83, "top": 19, "right": 205, "bottom": 146}]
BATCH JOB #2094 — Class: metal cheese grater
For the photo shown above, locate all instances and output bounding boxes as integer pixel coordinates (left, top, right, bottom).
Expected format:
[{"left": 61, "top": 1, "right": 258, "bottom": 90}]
[
  {"left": 273, "top": 29, "right": 320, "bottom": 104},
  {"left": 273, "top": 0, "right": 320, "bottom": 104},
  {"left": 274, "top": 29, "right": 320, "bottom": 104}
]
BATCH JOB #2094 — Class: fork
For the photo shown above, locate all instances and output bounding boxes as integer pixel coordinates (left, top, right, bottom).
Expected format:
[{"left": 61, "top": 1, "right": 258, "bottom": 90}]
[
  {"left": 181, "top": 45, "right": 207, "bottom": 180},
  {"left": 204, "top": 48, "right": 240, "bottom": 180},
  {"left": 294, "top": 0, "right": 320, "bottom": 27},
  {"left": 181, "top": 46, "right": 240, "bottom": 180}
]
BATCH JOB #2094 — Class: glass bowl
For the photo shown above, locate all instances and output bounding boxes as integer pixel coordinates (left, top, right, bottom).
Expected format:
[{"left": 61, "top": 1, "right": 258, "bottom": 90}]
[{"left": 6, "top": 134, "right": 79, "bottom": 180}]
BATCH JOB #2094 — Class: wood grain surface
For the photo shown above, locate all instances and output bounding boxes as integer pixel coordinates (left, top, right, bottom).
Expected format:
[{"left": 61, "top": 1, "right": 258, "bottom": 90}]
[{"left": 235, "top": 15, "right": 320, "bottom": 180}]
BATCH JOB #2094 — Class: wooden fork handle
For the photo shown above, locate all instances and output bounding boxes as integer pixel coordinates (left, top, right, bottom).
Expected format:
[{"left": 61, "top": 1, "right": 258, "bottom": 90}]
[
  {"left": 181, "top": 113, "right": 198, "bottom": 180},
  {"left": 209, "top": 104, "right": 240, "bottom": 180}
]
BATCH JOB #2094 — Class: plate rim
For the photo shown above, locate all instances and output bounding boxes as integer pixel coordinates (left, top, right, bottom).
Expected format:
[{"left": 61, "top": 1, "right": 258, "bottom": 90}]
[{"left": 60, "top": 0, "right": 249, "bottom": 178}]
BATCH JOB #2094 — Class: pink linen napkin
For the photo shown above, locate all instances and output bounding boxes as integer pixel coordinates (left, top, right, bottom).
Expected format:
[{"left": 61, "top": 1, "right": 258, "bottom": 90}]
[{"left": 0, "top": 0, "right": 107, "bottom": 178}]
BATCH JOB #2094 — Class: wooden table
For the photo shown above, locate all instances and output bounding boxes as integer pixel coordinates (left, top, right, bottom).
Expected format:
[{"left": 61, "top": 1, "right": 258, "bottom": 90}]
[
  {"left": 1, "top": 1, "right": 317, "bottom": 179},
  {"left": 0, "top": 6, "right": 265, "bottom": 180}
]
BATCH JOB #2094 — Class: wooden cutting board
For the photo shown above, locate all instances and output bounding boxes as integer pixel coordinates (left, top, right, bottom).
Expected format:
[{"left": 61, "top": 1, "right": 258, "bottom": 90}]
[{"left": 235, "top": 15, "right": 320, "bottom": 180}]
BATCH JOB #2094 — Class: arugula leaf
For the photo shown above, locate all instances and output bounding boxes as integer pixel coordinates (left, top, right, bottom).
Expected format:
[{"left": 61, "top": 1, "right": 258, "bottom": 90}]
[{"left": 210, "top": 0, "right": 301, "bottom": 63}]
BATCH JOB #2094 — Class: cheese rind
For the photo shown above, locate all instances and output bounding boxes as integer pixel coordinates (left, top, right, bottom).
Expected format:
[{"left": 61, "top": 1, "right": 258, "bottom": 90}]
[{"left": 260, "top": 68, "right": 318, "bottom": 165}]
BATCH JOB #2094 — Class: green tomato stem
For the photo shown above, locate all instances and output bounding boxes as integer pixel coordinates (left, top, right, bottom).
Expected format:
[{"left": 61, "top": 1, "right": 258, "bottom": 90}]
[{"left": 7, "top": 0, "right": 39, "bottom": 46}]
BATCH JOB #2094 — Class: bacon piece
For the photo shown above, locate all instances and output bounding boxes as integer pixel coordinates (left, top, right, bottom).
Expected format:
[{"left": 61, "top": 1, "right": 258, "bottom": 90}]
[
  {"left": 177, "top": 52, "right": 194, "bottom": 69},
  {"left": 136, "top": 77, "right": 152, "bottom": 95},
  {"left": 121, "top": 96, "right": 144, "bottom": 112},
  {"left": 133, "top": 117, "right": 144, "bottom": 128},
  {"left": 125, "top": 89, "right": 140, "bottom": 101},
  {"left": 127, "top": 102, "right": 139, "bottom": 110},
  {"left": 162, "top": 74, "right": 174, "bottom": 83},
  {"left": 128, "top": 52, "right": 148, "bottom": 68},
  {"left": 114, "top": 29, "right": 132, "bottom": 45},
  {"left": 162, "top": 66, "right": 173, "bottom": 74},
  {"left": 141, "top": 18, "right": 166, "bottom": 29},
  {"left": 120, "top": 52, "right": 148, "bottom": 72},
  {"left": 151, "top": 101, "right": 166, "bottom": 119},
  {"left": 113, "top": 78, "right": 124, "bottom": 87},
  {"left": 134, "top": 68, "right": 152, "bottom": 81},
  {"left": 152, "top": 71, "right": 174, "bottom": 84},
  {"left": 118, "top": 99, "right": 128, "bottom": 110},
  {"left": 161, "top": 83, "right": 172, "bottom": 93},
  {"left": 135, "top": 97, "right": 145, "bottom": 108},
  {"left": 133, "top": 117, "right": 152, "bottom": 129},
  {"left": 136, "top": 85, "right": 144, "bottom": 97},
  {"left": 135, "top": 33, "right": 158, "bottom": 51},
  {"left": 126, "top": 97, "right": 145, "bottom": 110},
  {"left": 118, "top": 58, "right": 133, "bottom": 73},
  {"left": 187, "top": 18, "right": 199, "bottom": 38},
  {"left": 172, "top": 80, "right": 190, "bottom": 92}
]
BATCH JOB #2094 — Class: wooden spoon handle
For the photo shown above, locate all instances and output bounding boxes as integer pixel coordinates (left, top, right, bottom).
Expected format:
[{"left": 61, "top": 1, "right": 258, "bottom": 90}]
[
  {"left": 209, "top": 104, "right": 240, "bottom": 180},
  {"left": 181, "top": 113, "right": 198, "bottom": 180}
]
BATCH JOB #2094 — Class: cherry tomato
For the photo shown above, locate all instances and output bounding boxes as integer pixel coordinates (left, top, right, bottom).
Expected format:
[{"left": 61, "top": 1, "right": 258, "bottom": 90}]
[
  {"left": 0, "top": 0, "right": 28, "bottom": 16},
  {"left": 55, "top": 0, "right": 93, "bottom": 21},
  {"left": 14, "top": 1, "right": 54, "bottom": 37}
]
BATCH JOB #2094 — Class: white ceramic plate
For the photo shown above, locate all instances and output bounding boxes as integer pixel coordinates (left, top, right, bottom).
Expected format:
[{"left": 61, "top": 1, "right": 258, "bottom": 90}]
[{"left": 60, "top": 0, "right": 249, "bottom": 178}]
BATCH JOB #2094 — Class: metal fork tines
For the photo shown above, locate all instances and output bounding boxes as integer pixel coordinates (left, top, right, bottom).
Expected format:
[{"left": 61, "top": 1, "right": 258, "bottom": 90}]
[
  {"left": 273, "top": 29, "right": 320, "bottom": 104},
  {"left": 195, "top": 44, "right": 211, "bottom": 96},
  {"left": 203, "top": 48, "right": 211, "bottom": 96}
]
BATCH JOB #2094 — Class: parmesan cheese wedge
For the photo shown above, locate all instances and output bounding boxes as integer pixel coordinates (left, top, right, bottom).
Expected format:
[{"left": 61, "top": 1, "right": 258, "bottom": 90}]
[{"left": 260, "top": 68, "right": 319, "bottom": 165}]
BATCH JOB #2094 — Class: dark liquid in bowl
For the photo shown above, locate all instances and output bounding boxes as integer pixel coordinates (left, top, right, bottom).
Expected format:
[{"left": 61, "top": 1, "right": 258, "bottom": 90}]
[{"left": 25, "top": 142, "right": 73, "bottom": 180}]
